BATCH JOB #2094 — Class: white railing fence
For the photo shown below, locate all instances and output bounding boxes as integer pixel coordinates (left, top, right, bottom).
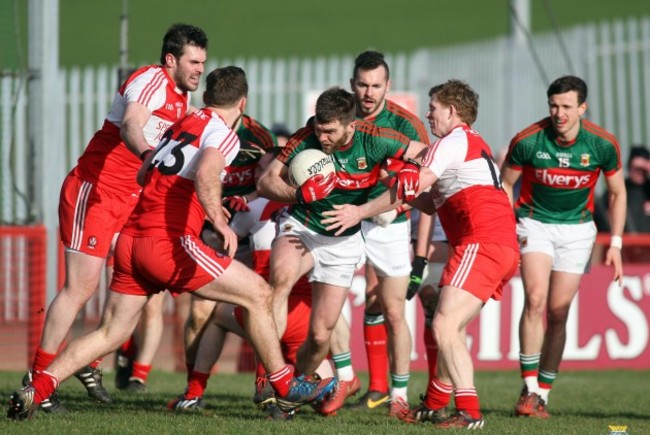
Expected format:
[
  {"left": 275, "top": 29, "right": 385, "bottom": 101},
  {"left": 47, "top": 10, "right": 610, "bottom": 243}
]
[{"left": 1, "top": 17, "right": 649, "bottom": 225}]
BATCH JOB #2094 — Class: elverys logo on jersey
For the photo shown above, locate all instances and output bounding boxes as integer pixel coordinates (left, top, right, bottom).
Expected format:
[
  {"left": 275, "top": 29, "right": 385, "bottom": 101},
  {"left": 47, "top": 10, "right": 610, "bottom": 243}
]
[
  {"left": 534, "top": 169, "right": 593, "bottom": 188},
  {"left": 307, "top": 156, "right": 334, "bottom": 177}
]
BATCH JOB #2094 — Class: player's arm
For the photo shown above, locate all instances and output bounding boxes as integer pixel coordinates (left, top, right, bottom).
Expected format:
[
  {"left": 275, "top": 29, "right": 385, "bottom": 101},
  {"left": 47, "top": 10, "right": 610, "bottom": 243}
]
[
  {"left": 196, "top": 147, "right": 238, "bottom": 257},
  {"left": 403, "top": 140, "right": 429, "bottom": 163},
  {"left": 500, "top": 163, "right": 522, "bottom": 206},
  {"left": 323, "top": 167, "right": 438, "bottom": 235},
  {"left": 603, "top": 168, "right": 627, "bottom": 284},
  {"left": 256, "top": 158, "right": 298, "bottom": 203},
  {"left": 120, "top": 101, "right": 154, "bottom": 158}
]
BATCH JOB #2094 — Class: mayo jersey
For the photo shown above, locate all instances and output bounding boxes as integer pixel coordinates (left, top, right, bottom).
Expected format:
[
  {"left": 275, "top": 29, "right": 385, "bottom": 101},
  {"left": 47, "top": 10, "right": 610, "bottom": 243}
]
[
  {"left": 423, "top": 125, "right": 517, "bottom": 249},
  {"left": 230, "top": 197, "right": 311, "bottom": 298},
  {"left": 364, "top": 100, "right": 430, "bottom": 224},
  {"left": 73, "top": 65, "right": 190, "bottom": 195},
  {"left": 278, "top": 120, "right": 410, "bottom": 236},
  {"left": 222, "top": 115, "right": 278, "bottom": 197},
  {"left": 506, "top": 118, "right": 621, "bottom": 224},
  {"left": 122, "top": 108, "right": 239, "bottom": 238}
]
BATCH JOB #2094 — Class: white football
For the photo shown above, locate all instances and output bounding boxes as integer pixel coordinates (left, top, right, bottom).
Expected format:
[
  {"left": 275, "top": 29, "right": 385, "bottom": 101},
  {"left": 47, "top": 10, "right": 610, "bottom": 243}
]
[{"left": 289, "top": 148, "right": 335, "bottom": 186}]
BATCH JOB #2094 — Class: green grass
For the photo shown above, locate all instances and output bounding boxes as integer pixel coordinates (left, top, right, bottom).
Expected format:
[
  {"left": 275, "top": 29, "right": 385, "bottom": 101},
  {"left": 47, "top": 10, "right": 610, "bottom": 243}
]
[{"left": 0, "top": 370, "right": 647, "bottom": 434}]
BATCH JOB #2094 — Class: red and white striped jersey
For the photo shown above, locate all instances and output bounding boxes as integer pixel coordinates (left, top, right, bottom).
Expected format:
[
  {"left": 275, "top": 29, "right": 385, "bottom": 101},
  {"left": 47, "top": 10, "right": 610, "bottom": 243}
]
[
  {"left": 73, "top": 65, "right": 190, "bottom": 195},
  {"left": 422, "top": 125, "right": 517, "bottom": 249},
  {"left": 122, "top": 108, "right": 239, "bottom": 238}
]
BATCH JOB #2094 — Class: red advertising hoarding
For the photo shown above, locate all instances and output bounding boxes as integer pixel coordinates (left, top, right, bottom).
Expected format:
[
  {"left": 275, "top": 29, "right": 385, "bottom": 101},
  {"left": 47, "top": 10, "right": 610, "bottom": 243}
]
[{"left": 345, "top": 265, "right": 650, "bottom": 370}]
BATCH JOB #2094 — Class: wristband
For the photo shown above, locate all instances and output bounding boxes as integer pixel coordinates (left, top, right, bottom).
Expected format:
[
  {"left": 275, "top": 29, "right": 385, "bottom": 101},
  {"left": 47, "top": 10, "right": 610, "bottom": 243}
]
[
  {"left": 610, "top": 235, "right": 623, "bottom": 249},
  {"left": 140, "top": 149, "right": 153, "bottom": 161},
  {"left": 407, "top": 158, "right": 421, "bottom": 169}
]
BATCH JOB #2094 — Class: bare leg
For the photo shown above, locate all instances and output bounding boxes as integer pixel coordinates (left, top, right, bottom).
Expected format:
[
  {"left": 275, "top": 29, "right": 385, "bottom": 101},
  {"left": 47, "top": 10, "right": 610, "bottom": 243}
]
[
  {"left": 269, "top": 235, "right": 314, "bottom": 337},
  {"left": 540, "top": 271, "right": 582, "bottom": 372},
  {"left": 519, "top": 253, "right": 553, "bottom": 355},
  {"left": 40, "top": 251, "right": 105, "bottom": 353},
  {"left": 296, "top": 282, "right": 349, "bottom": 375},
  {"left": 134, "top": 291, "right": 166, "bottom": 366},
  {"left": 378, "top": 275, "right": 411, "bottom": 377},
  {"left": 184, "top": 296, "right": 217, "bottom": 366},
  {"left": 46, "top": 291, "right": 148, "bottom": 382},
  {"left": 432, "top": 286, "right": 483, "bottom": 388}
]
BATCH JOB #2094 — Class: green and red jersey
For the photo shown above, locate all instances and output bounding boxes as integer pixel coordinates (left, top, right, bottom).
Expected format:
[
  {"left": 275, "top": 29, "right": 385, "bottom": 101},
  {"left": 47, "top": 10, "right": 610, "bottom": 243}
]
[
  {"left": 506, "top": 117, "right": 621, "bottom": 224},
  {"left": 363, "top": 100, "right": 430, "bottom": 223},
  {"left": 278, "top": 119, "right": 410, "bottom": 236},
  {"left": 222, "top": 114, "right": 278, "bottom": 197}
]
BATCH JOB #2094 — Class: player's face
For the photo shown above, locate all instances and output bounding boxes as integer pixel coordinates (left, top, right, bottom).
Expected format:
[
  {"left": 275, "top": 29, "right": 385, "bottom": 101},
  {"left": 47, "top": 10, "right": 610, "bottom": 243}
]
[
  {"left": 170, "top": 45, "right": 207, "bottom": 92},
  {"left": 548, "top": 91, "right": 586, "bottom": 142},
  {"left": 350, "top": 67, "right": 390, "bottom": 118},
  {"left": 426, "top": 96, "right": 453, "bottom": 138},
  {"left": 314, "top": 120, "right": 356, "bottom": 154}
]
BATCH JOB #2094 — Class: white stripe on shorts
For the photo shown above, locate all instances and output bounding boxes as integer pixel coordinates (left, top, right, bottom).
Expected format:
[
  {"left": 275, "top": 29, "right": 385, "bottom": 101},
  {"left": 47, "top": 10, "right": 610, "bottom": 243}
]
[
  {"left": 70, "top": 181, "right": 93, "bottom": 250},
  {"left": 180, "top": 235, "right": 225, "bottom": 279},
  {"left": 450, "top": 243, "right": 479, "bottom": 289}
]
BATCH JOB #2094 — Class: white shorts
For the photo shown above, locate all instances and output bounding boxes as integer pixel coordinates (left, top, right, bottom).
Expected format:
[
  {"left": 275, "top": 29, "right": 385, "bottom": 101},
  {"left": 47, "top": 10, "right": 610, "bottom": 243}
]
[
  {"left": 516, "top": 217, "right": 596, "bottom": 274},
  {"left": 277, "top": 213, "right": 364, "bottom": 288},
  {"left": 362, "top": 220, "right": 412, "bottom": 277}
]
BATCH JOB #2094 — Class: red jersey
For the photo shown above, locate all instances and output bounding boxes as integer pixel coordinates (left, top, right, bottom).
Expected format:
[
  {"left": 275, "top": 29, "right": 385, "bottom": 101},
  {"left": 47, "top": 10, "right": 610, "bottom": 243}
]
[
  {"left": 122, "top": 108, "right": 239, "bottom": 238},
  {"left": 422, "top": 125, "right": 517, "bottom": 249},
  {"left": 73, "top": 65, "right": 191, "bottom": 195},
  {"left": 229, "top": 197, "right": 311, "bottom": 298}
]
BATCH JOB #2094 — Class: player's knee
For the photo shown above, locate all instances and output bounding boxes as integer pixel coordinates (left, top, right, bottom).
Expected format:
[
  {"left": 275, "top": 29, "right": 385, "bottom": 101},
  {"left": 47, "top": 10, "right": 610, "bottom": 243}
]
[
  {"left": 309, "top": 327, "right": 332, "bottom": 349},
  {"left": 547, "top": 305, "right": 570, "bottom": 326}
]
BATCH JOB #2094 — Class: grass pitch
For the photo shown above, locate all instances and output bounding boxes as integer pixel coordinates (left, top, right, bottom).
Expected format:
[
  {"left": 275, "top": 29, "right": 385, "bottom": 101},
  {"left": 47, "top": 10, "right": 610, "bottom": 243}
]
[{"left": 0, "top": 369, "right": 647, "bottom": 434}]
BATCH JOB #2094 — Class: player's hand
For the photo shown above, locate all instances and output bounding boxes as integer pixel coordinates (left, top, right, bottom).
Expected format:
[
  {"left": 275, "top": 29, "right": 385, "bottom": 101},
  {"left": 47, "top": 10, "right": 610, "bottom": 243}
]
[
  {"left": 212, "top": 218, "right": 238, "bottom": 258},
  {"left": 371, "top": 205, "right": 407, "bottom": 227},
  {"left": 322, "top": 204, "right": 363, "bottom": 236},
  {"left": 296, "top": 172, "right": 337, "bottom": 204},
  {"left": 223, "top": 195, "right": 250, "bottom": 213},
  {"left": 406, "top": 255, "right": 427, "bottom": 300},
  {"left": 605, "top": 246, "right": 623, "bottom": 287},
  {"left": 396, "top": 159, "right": 420, "bottom": 202}
]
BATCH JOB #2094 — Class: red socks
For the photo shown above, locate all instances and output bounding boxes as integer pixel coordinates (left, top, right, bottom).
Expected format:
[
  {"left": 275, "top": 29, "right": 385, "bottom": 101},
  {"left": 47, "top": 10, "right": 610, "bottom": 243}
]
[
  {"left": 131, "top": 361, "right": 152, "bottom": 383},
  {"left": 185, "top": 370, "right": 210, "bottom": 398},
  {"left": 31, "top": 371, "right": 59, "bottom": 405},
  {"left": 364, "top": 321, "right": 389, "bottom": 393},
  {"left": 31, "top": 347, "right": 56, "bottom": 374},
  {"left": 424, "top": 377, "right": 453, "bottom": 410},
  {"left": 455, "top": 387, "right": 481, "bottom": 419},
  {"left": 268, "top": 365, "right": 293, "bottom": 397}
]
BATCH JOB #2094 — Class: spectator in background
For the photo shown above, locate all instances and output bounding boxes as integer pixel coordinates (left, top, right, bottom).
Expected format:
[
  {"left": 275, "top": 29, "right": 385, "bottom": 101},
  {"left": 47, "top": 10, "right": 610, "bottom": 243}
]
[{"left": 595, "top": 145, "right": 650, "bottom": 233}]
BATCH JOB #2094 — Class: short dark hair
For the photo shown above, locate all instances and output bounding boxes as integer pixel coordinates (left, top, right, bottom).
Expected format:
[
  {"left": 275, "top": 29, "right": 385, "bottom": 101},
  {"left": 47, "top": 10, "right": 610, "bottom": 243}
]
[
  {"left": 547, "top": 75, "right": 588, "bottom": 104},
  {"left": 353, "top": 50, "right": 390, "bottom": 80},
  {"left": 315, "top": 87, "right": 356, "bottom": 125},
  {"left": 203, "top": 66, "right": 248, "bottom": 107},
  {"left": 429, "top": 79, "right": 479, "bottom": 125},
  {"left": 160, "top": 23, "right": 208, "bottom": 65}
]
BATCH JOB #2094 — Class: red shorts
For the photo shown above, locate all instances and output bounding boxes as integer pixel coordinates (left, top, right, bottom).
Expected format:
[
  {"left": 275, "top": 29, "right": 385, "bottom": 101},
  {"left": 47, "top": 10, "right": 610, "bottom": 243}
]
[
  {"left": 441, "top": 243, "right": 519, "bottom": 302},
  {"left": 235, "top": 295, "right": 310, "bottom": 365},
  {"left": 111, "top": 233, "right": 232, "bottom": 297},
  {"left": 59, "top": 174, "right": 138, "bottom": 257}
]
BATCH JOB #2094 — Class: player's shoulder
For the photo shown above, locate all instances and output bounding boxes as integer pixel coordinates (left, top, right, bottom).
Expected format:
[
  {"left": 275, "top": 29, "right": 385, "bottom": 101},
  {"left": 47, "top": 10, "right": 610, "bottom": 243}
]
[
  {"left": 240, "top": 114, "right": 277, "bottom": 149},
  {"left": 511, "top": 117, "right": 551, "bottom": 147},
  {"left": 580, "top": 119, "right": 620, "bottom": 148},
  {"left": 278, "top": 125, "right": 315, "bottom": 164},
  {"left": 385, "top": 100, "right": 420, "bottom": 124}
]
